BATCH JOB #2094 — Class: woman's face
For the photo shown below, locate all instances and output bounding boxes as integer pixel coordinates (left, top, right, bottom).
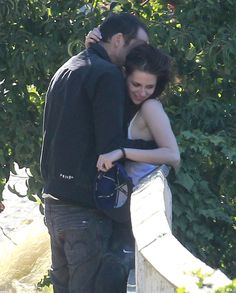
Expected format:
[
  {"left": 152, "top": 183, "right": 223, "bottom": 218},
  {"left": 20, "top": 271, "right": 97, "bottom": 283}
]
[{"left": 126, "top": 70, "right": 157, "bottom": 105}]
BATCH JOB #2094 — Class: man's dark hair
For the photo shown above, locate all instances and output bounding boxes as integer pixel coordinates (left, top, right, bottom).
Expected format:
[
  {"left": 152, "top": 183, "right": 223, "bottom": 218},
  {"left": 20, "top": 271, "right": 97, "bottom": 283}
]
[
  {"left": 99, "top": 13, "right": 148, "bottom": 45},
  {"left": 125, "top": 44, "right": 171, "bottom": 98}
]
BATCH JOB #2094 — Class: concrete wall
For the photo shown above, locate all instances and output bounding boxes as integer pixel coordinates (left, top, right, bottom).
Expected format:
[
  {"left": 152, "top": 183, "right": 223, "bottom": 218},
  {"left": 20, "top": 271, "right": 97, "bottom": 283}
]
[{"left": 130, "top": 166, "right": 231, "bottom": 293}]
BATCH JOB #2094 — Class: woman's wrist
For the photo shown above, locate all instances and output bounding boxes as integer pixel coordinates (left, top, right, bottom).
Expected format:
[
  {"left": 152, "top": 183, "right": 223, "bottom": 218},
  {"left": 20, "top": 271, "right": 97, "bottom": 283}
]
[{"left": 119, "top": 147, "right": 126, "bottom": 158}]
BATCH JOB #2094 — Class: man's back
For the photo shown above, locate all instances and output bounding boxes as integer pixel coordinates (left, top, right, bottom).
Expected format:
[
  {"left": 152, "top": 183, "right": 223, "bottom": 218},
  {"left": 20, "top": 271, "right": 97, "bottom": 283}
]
[{"left": 40, "top": 44, "right": 126, "bottom": 207}]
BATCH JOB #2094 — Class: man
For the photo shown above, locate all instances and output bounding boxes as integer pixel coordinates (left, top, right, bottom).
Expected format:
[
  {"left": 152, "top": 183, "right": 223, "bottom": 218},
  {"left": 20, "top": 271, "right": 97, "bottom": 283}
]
[{"left": 40, "top": 13, "right": 150, "bottom": 293}]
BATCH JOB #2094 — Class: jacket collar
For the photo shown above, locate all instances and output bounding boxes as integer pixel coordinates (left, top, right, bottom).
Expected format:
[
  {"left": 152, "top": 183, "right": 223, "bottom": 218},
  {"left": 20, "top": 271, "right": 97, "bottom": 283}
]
[{"left": 88, "top": 43, "right": 112, "bottom": 63}]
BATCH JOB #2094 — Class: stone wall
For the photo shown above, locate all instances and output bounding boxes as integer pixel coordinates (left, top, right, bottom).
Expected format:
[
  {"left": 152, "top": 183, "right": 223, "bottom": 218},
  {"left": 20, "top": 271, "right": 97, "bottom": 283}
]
[{"left": 130, "top": 166, "right": 231, "bottom": 293}]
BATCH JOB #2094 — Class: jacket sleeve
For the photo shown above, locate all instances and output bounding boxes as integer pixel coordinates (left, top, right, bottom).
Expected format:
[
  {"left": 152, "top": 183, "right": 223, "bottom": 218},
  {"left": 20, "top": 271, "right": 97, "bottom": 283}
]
[{"left": 92, "top": 69, "right": 156, "bottom": 155}]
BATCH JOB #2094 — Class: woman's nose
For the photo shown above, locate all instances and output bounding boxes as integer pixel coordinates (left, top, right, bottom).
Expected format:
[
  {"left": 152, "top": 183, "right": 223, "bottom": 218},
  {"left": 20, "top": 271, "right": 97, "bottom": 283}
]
[{"left": 140, "top": 88, "right": 146, "bottom": 97}]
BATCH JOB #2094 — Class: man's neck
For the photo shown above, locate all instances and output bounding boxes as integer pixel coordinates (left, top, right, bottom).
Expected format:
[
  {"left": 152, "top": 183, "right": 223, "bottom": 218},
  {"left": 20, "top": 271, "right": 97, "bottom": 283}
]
[{"left": 99, "top": 42, "right": 118, "bottom": 65}]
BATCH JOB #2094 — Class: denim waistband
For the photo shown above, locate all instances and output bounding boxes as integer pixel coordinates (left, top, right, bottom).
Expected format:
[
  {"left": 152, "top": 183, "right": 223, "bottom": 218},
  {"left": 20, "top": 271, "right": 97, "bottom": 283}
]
[{"left": 44, "top": 196, "right": 106, "bottom": 220}]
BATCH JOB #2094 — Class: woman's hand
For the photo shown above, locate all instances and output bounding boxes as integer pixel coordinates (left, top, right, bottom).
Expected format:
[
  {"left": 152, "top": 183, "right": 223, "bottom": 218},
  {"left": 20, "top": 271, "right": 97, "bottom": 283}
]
[
  {"left": 97, "top": 149, "right": 123, "bottom": 172},
  {"left": 85, "top": 27, "right": 102, "bottom": 48}
]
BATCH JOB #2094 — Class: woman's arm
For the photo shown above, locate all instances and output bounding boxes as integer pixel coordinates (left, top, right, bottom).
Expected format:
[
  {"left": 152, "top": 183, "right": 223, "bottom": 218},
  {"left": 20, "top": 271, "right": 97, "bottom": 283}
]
[
  {"left": 97, "top": 99, "right": 180, "bottom": 171},
  {"left": 124, "top": 99, "right": 180, "bottom": 168}
]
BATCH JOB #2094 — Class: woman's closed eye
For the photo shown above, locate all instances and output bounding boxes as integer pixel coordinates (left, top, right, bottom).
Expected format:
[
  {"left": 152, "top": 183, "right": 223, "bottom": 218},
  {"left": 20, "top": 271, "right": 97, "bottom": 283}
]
[{"left": 132, "top": 81, "right": 155, "bottom": 90}]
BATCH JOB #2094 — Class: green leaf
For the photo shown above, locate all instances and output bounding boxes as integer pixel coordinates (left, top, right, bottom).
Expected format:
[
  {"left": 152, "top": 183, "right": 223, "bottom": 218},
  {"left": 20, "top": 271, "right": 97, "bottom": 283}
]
[
  {"left": 186, "top": 43, "right": 196, "bottom": 61},
  {"left": 175, "top": 171, "right": 195, "bottom": 192}
]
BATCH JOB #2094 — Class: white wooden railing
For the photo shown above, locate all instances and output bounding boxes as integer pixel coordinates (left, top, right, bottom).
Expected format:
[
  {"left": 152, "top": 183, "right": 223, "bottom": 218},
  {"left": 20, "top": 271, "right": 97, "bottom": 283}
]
[{"left": 127, "top": 166, "right": 231, "bottom": 293}]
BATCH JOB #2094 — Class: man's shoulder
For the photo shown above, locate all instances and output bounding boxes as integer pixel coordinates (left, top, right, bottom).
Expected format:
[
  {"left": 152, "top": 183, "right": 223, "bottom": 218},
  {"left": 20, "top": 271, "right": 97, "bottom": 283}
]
[
  {"left": 85, "top": 46, "right": 122, "bottom": 76},
  {"left": 90, "top": 55, "right": 120, "bottom": 75}
]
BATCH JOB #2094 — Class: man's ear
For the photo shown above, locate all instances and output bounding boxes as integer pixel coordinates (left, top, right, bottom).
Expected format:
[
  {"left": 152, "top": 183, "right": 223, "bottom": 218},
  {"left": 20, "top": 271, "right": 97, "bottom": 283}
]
[{"left": 112, "top": 33, "right": 125, "bottom": 48}]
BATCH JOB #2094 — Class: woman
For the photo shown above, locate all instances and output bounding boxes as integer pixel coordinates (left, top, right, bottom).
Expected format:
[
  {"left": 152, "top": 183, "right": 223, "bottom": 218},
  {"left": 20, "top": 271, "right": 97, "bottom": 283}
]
[
  {"left": 86, "top": 29, "right": 180, "bottom": 180},
  {"left": 95, "top": 44, "right": 180, "bottom": 183},
  {"left": 86, "top": 33, "right": 179, "bottom": 273}
]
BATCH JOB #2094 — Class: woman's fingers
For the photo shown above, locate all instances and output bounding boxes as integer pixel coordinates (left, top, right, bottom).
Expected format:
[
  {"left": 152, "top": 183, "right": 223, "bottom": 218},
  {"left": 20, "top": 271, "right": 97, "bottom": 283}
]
[
  {"left": 91, "top": 27, "right": 102, "bottom": 40},
  {"left": 97, "top": 157, "right": 106, "bottom": 171},
  {"left": 105, "top": 161, "right": 113, "bottom": 170},
  {"left": 97, "top": 156, "right": 113, "bottom": 171},
  {"left": 85, "top": 27, "right": 102, "bottom": 48},
  {"left": 86, "top": 33, "right": 99, "bottom": 42}
]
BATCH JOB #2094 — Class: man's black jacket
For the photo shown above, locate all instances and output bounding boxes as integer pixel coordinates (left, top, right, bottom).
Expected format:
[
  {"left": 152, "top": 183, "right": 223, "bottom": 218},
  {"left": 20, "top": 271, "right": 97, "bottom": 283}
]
[{"left": 40, "top": 44, "right": 154, "bottom": 208}]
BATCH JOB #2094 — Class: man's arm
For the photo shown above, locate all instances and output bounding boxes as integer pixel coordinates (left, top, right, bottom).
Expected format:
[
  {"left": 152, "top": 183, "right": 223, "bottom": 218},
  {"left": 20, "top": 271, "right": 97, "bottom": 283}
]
[{"left": 92, "top": 69, "right": 156, "bottom": 155}]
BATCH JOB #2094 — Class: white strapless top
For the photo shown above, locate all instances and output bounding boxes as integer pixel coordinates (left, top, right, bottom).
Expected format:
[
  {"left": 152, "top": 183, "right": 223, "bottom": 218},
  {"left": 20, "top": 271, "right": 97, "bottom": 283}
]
[{"left": 125, "top": 112, "right": 157, "bottom": 186}]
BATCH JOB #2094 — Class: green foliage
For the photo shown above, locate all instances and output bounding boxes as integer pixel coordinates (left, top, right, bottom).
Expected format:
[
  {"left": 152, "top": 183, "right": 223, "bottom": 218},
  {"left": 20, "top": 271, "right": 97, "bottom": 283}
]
[
  {"left": 177, "top": 269, "right": 236, "bottom": 292},
  {"left": 149, "top": 0, "right": 236, "bottom": 279},
  {"left": 190, "top": 269, "right": 214, "bottom": 290},
  {"left": 37, "top": 271, "right": 52, "bottom": 291},
  {"left": 215, "top": 279, "right": 236, "bottom": 293},
  {"left": 0, "top": 0, "right": 235, "bottom": 282},
  {"left": 0, "top": 0, "right": 109, "bottom": 201}
]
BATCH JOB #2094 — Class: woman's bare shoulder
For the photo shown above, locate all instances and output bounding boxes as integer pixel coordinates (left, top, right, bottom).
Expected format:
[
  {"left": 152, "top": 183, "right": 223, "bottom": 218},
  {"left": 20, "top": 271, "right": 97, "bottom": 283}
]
[{"left": 140, "top": 98, "right": 165, "bottom": 116}]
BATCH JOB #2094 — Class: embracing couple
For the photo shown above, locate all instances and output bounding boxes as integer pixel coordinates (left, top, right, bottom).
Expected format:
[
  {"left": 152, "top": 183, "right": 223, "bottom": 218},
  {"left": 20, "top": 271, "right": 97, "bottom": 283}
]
[{"left": 40, "top": 12, "right": 180, "bottom": 293}]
